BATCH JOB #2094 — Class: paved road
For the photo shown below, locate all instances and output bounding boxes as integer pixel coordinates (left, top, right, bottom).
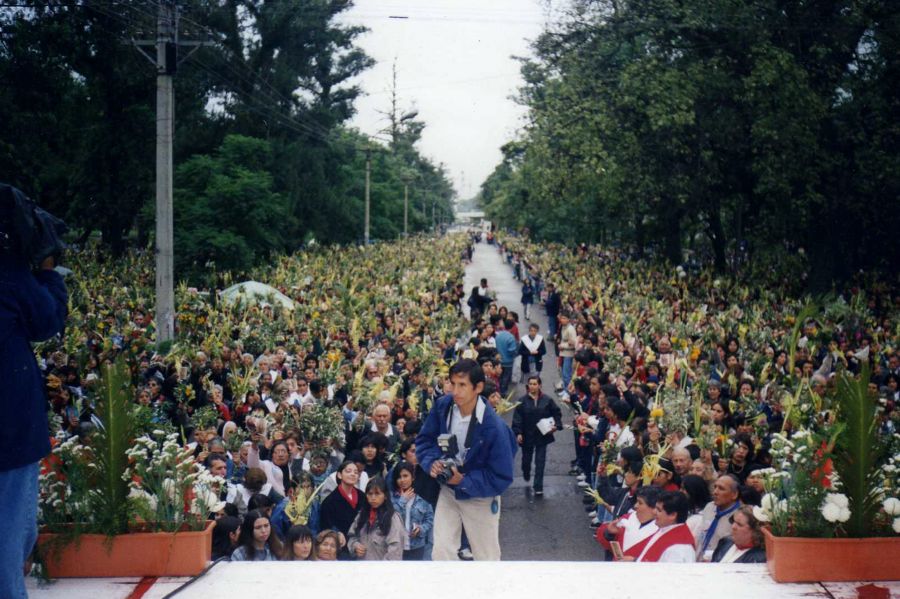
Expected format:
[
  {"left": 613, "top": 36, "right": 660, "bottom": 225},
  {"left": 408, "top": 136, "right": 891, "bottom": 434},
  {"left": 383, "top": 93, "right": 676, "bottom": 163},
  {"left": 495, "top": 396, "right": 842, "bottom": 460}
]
[{"left": 464, "top": 240, "right": 604, "bottom": 561}]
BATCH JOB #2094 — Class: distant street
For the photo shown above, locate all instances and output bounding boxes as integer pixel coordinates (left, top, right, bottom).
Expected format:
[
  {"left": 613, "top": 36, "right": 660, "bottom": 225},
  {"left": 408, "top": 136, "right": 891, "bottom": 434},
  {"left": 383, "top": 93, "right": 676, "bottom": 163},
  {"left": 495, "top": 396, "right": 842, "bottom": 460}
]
[{"left": 464, "top": 240, "right": 604, "bottom": 561}]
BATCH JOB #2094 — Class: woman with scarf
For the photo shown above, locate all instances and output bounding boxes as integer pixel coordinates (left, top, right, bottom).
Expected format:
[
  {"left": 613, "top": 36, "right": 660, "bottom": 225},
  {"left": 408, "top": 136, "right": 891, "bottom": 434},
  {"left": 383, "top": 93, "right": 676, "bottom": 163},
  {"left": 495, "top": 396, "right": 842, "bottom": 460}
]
[
  {"left": 518, "top": 323, "right": 547, "bottom": 381},
  {"left": 319, "top": 461, "right": 368, "bottom": 541},
  {"left": 347, "top": 476, "right": 405, "bottom": 560}
]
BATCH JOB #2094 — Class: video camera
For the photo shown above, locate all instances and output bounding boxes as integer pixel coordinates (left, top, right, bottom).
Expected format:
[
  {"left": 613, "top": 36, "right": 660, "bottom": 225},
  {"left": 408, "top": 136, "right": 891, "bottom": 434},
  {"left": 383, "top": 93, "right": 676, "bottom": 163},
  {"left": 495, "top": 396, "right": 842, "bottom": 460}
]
[
  {"left": 0, "top": 183, "right": 68, "bottom": 267},
  {"left": 435, "top": 433, "right": 460, "bottom": 485}
]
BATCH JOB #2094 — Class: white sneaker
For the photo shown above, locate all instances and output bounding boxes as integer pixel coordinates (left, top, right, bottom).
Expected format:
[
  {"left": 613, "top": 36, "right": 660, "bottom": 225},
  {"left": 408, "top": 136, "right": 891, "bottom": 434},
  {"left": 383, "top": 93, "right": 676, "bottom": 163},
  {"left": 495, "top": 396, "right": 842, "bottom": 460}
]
[
  {"left": 559, "top": 391, "right": 570, "bottom": 401},
  {"left": 577, "top": 480, "right": 590, "bottom": 488},
  {"left": 587, "top": 510, "right": 597, "bottom": 518},
  {"left": 576, "top": 474, "right": 586, "bottom": 481},
  {"left": 458, "top": 548, "right": 474, "bottom": 561}
]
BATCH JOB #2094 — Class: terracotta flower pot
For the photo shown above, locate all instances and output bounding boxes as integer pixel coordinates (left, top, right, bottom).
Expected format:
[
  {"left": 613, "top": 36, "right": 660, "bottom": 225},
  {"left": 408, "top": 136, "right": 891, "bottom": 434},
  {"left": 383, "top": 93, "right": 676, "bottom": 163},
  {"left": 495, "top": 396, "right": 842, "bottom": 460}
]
[
  {"left": 763, "top": 527, "right": 900, "bottom": 583},
  {"left": 38, "top": 520, "right": 215, "bottom": 578}
]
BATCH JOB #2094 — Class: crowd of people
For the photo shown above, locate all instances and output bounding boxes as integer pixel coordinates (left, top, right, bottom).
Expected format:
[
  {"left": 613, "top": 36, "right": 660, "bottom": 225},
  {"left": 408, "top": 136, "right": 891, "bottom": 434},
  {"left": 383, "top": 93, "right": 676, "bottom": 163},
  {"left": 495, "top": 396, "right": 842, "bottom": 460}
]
[
  {"left": 16, "top": 227, "right": 900, "bottom": 576},
  {"left": 31, "top": 236, "right": 487, "bottom": 565},
  {"left": 489, "top": 233, "right": 899, "bottom": 562}
]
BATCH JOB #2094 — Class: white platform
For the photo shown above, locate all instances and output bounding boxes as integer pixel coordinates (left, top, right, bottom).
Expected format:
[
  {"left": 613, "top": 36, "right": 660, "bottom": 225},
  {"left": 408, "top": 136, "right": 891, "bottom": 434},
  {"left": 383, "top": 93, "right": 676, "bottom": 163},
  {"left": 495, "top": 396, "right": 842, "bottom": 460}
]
[{"left": 26, "top": 562, "right": 900, "bottom": 599}]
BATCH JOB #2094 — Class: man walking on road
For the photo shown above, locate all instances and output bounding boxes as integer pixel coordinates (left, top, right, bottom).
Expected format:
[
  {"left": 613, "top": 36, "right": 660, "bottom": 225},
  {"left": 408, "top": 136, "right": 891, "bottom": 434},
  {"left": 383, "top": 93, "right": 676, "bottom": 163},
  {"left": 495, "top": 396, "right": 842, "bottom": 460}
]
[
  {"left": 512, "top": 376, "right": 562, "bottom": 496},
  {"left": 520, "top": 278, "right": 535, "bottom": 321},
  {"left": 545, "top": 283, "right": 561, "bottom": 339},
  {"left": 416, "top": 360, "right": 516, "bottom": 561},
  {"left": 494, "top": 318, "right": 518, "bottom": 396}
]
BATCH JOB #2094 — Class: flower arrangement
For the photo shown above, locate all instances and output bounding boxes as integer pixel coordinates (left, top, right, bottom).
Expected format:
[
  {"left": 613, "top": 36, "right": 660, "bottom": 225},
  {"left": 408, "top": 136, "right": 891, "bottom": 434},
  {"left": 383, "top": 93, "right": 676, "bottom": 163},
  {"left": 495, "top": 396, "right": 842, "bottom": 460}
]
[
  {"left": 124, "top": 431, "right": 224, "bottom": 532},
  {"left": 754, "top": 367, "right": 900, "bottom": 539},
  {"left": 38, "top": 358, "right": 220, "bottom": 538}
]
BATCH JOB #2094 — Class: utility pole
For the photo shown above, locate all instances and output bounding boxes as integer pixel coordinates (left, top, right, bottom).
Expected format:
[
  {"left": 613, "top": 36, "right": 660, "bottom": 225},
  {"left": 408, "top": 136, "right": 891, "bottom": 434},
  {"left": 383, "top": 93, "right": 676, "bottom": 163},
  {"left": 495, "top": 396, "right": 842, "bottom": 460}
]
[
  {"left": 403, "top": 181, "right": 409, "bottom": 237},
  {"left": 364, "top": 146, "right": 371, "bottom": 244},
  {"left": 155, "top": 0, "right": 176, "bottom": 343},
  {"left": 132, "top": 1, "right": 213, "bottom": 343}
]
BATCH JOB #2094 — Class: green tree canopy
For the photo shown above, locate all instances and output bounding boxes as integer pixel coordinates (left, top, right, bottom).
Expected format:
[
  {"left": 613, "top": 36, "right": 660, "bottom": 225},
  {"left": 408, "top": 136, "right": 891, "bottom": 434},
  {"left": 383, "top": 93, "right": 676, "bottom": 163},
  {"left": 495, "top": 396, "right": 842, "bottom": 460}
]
[{"left": 480, "top": 0, "right": 900, "bottom": 289}]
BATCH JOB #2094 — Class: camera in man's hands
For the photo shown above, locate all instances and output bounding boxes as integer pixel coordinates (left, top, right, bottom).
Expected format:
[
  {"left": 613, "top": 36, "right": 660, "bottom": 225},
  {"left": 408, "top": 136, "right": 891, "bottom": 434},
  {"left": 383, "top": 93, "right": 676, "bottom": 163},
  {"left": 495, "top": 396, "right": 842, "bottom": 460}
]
[
  {"left": 1, "top": 183, "right": 67, "bottom": 266},
  {"left": 435, "top": 433, "right": 460, "bottom": 485}
]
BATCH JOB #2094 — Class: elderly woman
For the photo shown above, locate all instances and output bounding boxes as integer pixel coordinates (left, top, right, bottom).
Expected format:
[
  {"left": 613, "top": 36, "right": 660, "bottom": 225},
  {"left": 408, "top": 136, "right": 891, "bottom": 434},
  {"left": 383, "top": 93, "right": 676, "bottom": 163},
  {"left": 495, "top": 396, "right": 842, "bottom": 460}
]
[
  {"left": 315, "top": 530, "right": 344, "bottom": 561},
  {"left": 711, "top": 505, "right": 766, "bottom": 563}
]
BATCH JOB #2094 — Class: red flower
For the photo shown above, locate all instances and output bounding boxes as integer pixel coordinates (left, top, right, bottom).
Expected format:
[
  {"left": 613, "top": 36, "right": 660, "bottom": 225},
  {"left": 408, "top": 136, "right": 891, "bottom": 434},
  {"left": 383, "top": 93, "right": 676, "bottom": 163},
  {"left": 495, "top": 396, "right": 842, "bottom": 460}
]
[{"left": 812, "top": 442, "right": 834, "bottom": 488}]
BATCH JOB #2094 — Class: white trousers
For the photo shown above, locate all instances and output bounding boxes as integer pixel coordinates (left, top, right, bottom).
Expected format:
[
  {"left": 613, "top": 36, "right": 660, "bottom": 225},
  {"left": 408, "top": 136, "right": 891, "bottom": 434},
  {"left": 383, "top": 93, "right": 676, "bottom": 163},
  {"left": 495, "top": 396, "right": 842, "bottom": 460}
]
[{"left": 432, "top": 485, "right": 501, "bottom": 561}]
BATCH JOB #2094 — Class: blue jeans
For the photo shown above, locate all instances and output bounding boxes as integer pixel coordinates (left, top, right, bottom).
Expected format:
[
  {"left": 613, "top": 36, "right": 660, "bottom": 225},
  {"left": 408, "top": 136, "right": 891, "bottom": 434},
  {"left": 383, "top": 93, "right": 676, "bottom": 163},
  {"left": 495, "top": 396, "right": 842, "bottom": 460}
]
[
  {"left": 0, "top": 461, "right": 39, "bottom": 599},
  {"left": 561, "top": 356, "right": 574, "bottom": 390}
]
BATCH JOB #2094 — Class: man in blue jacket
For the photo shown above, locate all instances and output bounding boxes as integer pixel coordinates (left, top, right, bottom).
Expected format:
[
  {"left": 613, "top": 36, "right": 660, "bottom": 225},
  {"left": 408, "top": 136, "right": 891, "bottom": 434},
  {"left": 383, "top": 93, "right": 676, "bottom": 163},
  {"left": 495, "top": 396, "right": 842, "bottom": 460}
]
[
  {"left": 416, "top": 359, "right": 516, "bottom": 560},
  {"left": 0, "top": 188, "right": 68, "bottom": 598},
  {"left": 493, "top": 317, "right": 518, "bottom": 396}
]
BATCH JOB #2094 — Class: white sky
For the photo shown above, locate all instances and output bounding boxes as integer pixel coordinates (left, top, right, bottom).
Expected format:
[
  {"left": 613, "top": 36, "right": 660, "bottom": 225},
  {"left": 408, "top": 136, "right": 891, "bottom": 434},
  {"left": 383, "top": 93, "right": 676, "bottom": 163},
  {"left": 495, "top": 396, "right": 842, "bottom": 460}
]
[{"left": 340, "top": 1, "right": 551, "bottom": 200}]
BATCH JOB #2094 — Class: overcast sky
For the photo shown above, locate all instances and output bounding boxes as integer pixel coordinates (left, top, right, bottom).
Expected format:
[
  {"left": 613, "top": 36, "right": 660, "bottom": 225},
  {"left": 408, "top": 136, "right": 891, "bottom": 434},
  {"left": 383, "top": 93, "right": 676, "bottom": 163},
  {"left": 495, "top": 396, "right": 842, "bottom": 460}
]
[{"left": 340, "top": 1, "right": 551, "bottom": 201}]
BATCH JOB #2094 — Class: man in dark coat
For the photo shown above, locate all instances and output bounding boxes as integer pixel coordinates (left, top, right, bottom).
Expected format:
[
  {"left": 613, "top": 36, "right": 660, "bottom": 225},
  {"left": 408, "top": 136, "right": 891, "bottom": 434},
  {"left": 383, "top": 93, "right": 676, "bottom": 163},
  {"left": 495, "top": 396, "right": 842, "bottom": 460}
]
[
  {"left": 544, "top": 283, "right": 561, "bottom": 339},
  {"left": 512, "top": 375, "right": 563, "bottom": 496},
  {"left": 0, "top": 187, "right": 68, "bottom": 598}
]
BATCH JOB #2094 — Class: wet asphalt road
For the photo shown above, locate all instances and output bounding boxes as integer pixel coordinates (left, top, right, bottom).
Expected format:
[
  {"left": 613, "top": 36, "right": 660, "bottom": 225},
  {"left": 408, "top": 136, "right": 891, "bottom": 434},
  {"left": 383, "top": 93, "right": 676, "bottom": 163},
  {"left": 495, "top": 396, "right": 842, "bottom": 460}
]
[{"left": 463, "top": 240, "right": 604, "bottom": 561}]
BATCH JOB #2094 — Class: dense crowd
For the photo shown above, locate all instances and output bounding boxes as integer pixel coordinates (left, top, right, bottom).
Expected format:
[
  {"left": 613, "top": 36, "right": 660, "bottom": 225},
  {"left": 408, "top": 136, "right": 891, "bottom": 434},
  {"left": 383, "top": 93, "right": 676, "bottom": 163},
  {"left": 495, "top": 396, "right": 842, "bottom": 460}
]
[
  {"left": 30, "top": 229, "right": 900, "bottom": 566},
  {"left": 491, "top": 233, "right": 900, "bottom": 562},
  {"left": 35, "top": 236, "right": 479, "bottom": 562}
]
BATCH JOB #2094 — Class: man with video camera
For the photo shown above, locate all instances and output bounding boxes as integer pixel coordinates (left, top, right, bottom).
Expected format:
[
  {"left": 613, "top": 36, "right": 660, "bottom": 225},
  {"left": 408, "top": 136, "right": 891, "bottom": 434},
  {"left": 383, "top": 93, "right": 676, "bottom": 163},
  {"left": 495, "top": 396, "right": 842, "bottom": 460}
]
[
  {"left": 1, "top": 184, "right": 68, "bottom": 598},
  {"left": 415, "top": 359, "right": 516, "bottom": 560}
]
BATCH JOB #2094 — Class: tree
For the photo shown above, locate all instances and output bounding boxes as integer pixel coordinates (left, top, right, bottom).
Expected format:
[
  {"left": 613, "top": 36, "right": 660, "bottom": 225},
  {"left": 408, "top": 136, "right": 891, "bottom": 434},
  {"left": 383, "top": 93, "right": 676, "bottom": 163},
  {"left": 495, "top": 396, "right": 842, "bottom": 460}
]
[
  {"left": 482, "top": 0, "right": 900, "bottom": 288},
  {"left": 174, "top": 135, "right": 290, "bottom": 278}
]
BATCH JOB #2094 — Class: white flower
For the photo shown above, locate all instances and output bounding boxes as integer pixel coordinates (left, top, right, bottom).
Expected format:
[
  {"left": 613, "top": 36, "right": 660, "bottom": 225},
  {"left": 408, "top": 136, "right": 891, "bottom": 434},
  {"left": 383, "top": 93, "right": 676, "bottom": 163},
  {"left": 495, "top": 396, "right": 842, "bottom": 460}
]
[
  {"left": 821, "top": 502, "right": 842, "bottom": 523},
  {"left": 884, "top": 498, "right": 900, "bottom": 517},
  {"left": 161, "top": 478, "right": 178, "bottom": 501},
  {"left": 837, "top": 507, "right": 851, "bottom": 523},
  {"left": 128, "top": 487, "right": 158, "bottom": 511},
  {"left": 826, "top": 493, "right": 849, "bottom": 509},
  {"left": 190, "top": 486, "right": 224, "bottom": 515},
  {"left": 893, "top": 517, "right": 900, "bottom": 534},
  {"left": 752, "top": 505, "right": 770, "bottom": 522}
]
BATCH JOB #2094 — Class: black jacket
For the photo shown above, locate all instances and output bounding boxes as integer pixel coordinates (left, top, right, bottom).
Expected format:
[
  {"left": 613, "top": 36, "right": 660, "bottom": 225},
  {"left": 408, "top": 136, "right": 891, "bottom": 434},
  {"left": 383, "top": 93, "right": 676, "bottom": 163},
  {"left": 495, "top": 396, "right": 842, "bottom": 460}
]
[
  {"left": 320, "top": 486, "right": 368, "bottom": 537},
  {"left": 712, "top": 537, "right": 767, "bottom": 563},
  {"left": 512, "top": 393, "right": 563, "bottom": 447},
  {"left": 545, "top": 292, "right": 561, "bottom": 317},
  {"left": 518, "top": 336, "right": 547, "bottom": 374}
]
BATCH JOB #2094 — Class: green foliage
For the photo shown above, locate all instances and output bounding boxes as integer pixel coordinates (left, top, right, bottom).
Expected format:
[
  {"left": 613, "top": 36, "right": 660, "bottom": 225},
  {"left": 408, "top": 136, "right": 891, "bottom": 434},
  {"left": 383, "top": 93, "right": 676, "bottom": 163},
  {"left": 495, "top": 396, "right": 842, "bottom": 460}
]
[
  {"left": 0, "top": 1, "right": 455, "bottom": 267},
  {"left": 174, "top": 135, "right": 291, "bottom": 277},
  {"left": 91, "top": 356, "right": 136, "bottom": 535},
  {"left": 481, "top": 0, "right": 900, "bottom": 287},
  {"left": 833, "top": 365, "right": 882, "bottom": 537}
]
